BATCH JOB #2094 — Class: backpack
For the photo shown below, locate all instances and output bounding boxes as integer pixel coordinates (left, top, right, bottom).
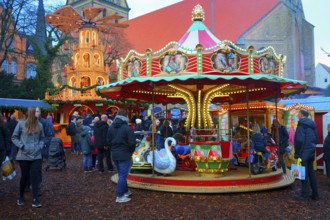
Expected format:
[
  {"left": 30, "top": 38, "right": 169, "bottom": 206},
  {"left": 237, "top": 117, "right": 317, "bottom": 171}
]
[
  {"left": 66, "top": 124, "right": 71, "bottom": 136},
  {"left": 66, "top": 123, "right": 76, "bottom": 136}
]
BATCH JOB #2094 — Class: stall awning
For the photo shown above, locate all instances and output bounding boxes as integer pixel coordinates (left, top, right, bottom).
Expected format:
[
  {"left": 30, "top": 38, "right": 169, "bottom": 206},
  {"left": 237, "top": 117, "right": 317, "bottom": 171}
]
[{"left": 0, "top": 98, "right": 53, "bottom": 110}]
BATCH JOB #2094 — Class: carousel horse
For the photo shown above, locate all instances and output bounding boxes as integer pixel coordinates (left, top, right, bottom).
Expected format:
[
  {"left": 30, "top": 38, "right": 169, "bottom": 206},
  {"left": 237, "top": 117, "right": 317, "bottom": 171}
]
[{"left": 147, "top": 137, "right": 177, "bottom": 174}]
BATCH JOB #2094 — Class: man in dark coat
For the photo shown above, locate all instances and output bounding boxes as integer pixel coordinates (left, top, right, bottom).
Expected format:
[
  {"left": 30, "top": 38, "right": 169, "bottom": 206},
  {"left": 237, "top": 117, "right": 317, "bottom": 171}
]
[
  {"left": 7, "top": 114, "right": 18, "bottom": 160},
  {"left": 271, "top": 119, "right": 289, "bottom": 174},
  {"left": 36, "top": 108, "right": 52, "bottom": 159},
  {"left": 0, "top": 113, "right": 10, "bottom": 162},
  {"left": 294, "top": 109, "right": 319, "bottom": 201},
  {"left": 94, "top": 114, "right": 113, "bottom": 173},
  {"left": 107, "top": 109, "right": 135, "bottom": 203},
  {"left": 323, "top": 124, "right": 330, "bottom": 177}
]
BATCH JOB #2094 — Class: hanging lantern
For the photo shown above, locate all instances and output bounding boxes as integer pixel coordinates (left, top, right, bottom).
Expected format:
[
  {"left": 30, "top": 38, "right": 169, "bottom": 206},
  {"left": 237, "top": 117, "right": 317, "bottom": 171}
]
[
  {"left": 106, "top": 45, "right": 112, "bottom": 54},
  {"left": 64, "top": 64, "right": 67, "bottom": 76},
  {"left": 71, "top": 56, "right": 75, "bottom": 70},
  {"left": 64, "top": 40, "right": 69, "bottom": 50}
]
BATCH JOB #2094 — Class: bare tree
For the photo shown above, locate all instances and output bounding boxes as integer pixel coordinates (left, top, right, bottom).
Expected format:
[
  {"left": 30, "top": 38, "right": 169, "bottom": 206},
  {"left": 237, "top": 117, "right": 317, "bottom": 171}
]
[
  {"left": 100, "top": 29, "right": 132, "bottom": 81},
  {"left": 0, "top": 0, "right": 38, "bottom": 66}
]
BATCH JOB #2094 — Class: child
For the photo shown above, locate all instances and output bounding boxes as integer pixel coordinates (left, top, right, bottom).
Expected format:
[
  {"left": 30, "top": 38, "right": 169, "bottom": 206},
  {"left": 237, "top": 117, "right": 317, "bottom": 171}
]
[{"left": 80, "top": 126, "right": 94, "bottom": 173}]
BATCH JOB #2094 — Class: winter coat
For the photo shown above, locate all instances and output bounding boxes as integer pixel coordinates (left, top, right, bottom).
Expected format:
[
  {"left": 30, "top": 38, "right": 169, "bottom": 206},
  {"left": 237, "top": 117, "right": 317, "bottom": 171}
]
[
  {"left": 0, "top": 123, "right": 11, "bottom": 161},
  {"left": 323, "top": 132, "right": 330, "bottom": 161},
  {"left": 93, "top": 120, "right": 109, "bottom": 149},
  {"left": 7, "top": 119, "right": 18, "bottom": 137},
  {"left": 38, "top": 117, "right": 52, "bottom": 147},
  {"left": 46, "top": 117, "right": 55, "bottom": 138},
  {"left": 161, "top": 126, "right": 173, "bottom": 138},
  {"left": 68, "top": 121, "right": 77, "bottom": 136},
  {"left": 135, "top": 123, "right": 144, "bottom": 140},
  {"left": 277, "top": 125, "right": 289, "bottom": 154},
  {"left": 80, "top": 129, "right": 94, "bottom": 155},
  {"left": 73, "top": 124, "right": 83, "bottom": 144},
  {"left": 11, "top": 120, "right": 45, "bottom": 161},
  {"left": 251, "top": 133, "right": 267, "bottom": 152},
  {"left": 294, "top": 117, "right": 318, "bottom": 161},
  {"left": 107, "top": 115, "right": 136, "bottom": 161}
]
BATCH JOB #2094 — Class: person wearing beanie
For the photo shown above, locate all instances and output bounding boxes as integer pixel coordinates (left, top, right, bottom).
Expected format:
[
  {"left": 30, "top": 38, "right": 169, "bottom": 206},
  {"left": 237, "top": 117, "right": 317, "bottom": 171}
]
[{"left": 251, "top": 124, "right": 269, "bottom": 164}]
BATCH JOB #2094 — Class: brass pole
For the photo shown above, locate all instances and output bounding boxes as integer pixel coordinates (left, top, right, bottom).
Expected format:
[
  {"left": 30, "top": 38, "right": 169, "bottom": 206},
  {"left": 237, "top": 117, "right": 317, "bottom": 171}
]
[
  {"left": 275, "top": 92, "right": 280, "bottom": 156},
  {"left": 246, "top": 86, "right": 251, "bottom": 178},
  {"left": 151, "top": 84, "right": 155, "bottom": 177}
]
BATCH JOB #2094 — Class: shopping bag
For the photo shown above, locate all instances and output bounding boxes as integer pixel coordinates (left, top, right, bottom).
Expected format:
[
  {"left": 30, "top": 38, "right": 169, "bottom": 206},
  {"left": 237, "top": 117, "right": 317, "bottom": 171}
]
[
  {"left": 1, "top": 156, "right": 16, "bottom": 180},
  {"left": 290, "top": 158, "right": 305, "bottom": 180}
]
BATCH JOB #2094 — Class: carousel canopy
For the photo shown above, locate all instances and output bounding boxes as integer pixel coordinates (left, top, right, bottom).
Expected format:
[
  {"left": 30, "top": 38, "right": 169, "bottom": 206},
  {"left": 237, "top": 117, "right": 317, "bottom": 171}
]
[
  {"left": 173, "top": 4, "right": 224, "bottom": 53},
  {"left": 97, "top": 74, "right": 307, "bottom": 104}
]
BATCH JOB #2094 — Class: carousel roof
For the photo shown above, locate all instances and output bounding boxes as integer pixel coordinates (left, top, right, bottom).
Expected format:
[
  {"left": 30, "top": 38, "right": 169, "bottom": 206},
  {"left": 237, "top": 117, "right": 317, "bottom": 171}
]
[
  {"left": 173, "top": 4, "right": 224, "bottom": 53},
  {"left": 97, "top": 74, "right": 307, "bottom": 104}
]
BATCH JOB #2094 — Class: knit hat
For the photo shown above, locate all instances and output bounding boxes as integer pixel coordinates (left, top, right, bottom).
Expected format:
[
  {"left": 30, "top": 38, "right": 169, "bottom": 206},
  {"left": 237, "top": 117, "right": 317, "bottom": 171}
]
[{"left": 136, "top": 118, "right": 142, "bottom": 124}]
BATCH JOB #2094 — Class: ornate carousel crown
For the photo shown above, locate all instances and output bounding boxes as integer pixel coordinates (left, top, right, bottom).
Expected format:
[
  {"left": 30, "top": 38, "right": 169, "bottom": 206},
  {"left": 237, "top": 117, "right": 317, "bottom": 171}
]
[{"left": 192, "top": 4, "right": 205, "bottom": 21}]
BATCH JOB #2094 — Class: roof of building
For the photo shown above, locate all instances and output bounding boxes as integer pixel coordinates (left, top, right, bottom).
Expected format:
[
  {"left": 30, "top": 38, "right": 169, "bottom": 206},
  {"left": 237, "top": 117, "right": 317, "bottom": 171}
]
[
  {"left": 319, "top": 63, "right": 330, "bottom": 73},
  {"left": 279, "top": 96, "right": 330, "bottom": 112},
  {"left": 124, "top": 0, "right": 280, "bottom": 52}
]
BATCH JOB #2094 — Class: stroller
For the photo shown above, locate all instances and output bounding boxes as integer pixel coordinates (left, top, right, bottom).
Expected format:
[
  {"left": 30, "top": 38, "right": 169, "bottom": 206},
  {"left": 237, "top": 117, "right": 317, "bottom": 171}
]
[{"left": 45, "top": 137, "right": 66, "bottom": 171}]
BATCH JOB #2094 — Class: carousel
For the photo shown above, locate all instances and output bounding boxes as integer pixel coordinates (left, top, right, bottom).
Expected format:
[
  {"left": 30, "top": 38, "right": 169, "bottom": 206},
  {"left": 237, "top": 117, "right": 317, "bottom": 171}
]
[{"left": 97, "top": 5, "right": 307, "bottom": 193}]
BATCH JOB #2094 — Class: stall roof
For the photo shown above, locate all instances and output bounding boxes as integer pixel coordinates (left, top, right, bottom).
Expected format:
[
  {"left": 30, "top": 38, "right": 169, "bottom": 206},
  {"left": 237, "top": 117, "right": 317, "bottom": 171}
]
[
  {"left": 0, "top": 98, "right": 53, "bottom": 110},
  {"left": 279, "top": 96, "right": 330, "bottom": 112}
]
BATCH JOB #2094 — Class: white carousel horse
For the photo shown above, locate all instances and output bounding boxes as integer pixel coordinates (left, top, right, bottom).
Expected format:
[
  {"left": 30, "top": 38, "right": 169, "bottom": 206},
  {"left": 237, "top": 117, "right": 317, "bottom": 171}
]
[{"left": 147, "top": 137, "right": 177, "bottom": 174}]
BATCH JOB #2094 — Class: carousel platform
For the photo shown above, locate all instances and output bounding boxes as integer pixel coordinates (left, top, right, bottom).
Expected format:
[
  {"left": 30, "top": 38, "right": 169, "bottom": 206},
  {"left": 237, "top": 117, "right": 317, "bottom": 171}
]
[{"left": 110, "top": 166, "right": 294, "bottom": 193}]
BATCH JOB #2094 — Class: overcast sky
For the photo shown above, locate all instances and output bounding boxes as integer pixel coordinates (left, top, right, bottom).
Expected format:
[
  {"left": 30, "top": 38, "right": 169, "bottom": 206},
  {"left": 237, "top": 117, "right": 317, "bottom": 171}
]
[{"left": 45, "top": 0, "right": 330, "bottom": 66}]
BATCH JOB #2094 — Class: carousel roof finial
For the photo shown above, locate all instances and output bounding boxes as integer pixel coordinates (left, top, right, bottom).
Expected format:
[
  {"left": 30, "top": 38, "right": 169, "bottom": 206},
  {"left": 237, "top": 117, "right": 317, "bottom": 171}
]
[{"left": 192, "top": 4, "right": 205, "bottom": 21}]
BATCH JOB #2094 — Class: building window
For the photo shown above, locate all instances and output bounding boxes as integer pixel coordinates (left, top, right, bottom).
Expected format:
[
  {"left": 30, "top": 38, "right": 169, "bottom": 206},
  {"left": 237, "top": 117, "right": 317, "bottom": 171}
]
[
  {"left": 26, "top": 63, "right": 37, "bottom": 78},
  {"left": 11, "top": 59, "right": 17, "bottom": 76},
  {"left": 325, "top": 78, "right": 328, "bottom": 83},
  {"left": 2, "top": 60, "right": 8, "bottom": 73},
  {"left": 27, "top": 44, "right": 34, "bottom": 51}
]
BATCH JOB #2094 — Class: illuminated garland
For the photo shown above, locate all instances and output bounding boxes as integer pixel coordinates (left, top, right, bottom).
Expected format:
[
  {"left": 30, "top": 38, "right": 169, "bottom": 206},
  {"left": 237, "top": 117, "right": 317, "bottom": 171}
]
[{"left": 46, "top": 84, "right": 99, "bottom": 96}]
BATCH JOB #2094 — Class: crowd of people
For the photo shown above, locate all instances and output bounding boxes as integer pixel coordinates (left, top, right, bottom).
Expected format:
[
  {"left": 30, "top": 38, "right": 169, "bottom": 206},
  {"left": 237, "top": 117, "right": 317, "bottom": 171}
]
[{"left": 1, "top": 108, "right": 329, "bottom": 206}]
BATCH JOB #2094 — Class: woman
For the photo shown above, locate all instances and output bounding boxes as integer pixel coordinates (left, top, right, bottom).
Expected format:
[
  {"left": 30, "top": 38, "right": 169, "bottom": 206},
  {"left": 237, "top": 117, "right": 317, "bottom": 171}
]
[
  {"left": 0, "top": 112, "right": 10, "bottom": 162},
  {"left": 12, "top": 108, "right": 45, "bottom": 208}
]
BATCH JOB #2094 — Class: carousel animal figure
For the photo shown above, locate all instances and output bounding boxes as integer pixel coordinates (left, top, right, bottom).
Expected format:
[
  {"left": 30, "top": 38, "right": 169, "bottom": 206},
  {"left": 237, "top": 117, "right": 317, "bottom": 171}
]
[{"left": 147, "top": 137, "right": 177, "bottom": 174}]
